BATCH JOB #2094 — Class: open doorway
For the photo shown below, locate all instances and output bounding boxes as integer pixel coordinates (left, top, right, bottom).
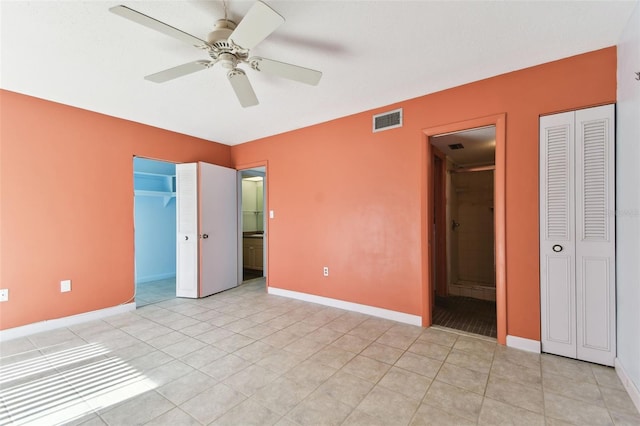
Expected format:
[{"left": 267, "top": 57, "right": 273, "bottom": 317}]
[
  {"left": 240, "top": 167, "right": 266, "bottom": 282},
  {"left": 133, "top": 157, "right": 177, "bottom": 306},
  {"left": 429, "top": 126, "right": 497, "bottom": 337}
]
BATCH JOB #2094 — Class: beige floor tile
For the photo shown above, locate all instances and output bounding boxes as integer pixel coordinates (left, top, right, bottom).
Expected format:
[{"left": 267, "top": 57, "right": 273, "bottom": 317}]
[
  {"left": 223, "top": 318, "right": 259, "bottom": 333},
  {"left": 142, "top": 330, "right": 187, "bottom": 349},
  {"left": 395, "top": 352, "right": 442, "bottom": 379},
  {"left": 493, "top": 344, "right": 540, "bottom": 370},
  {"left": 144, "top": 359, "right": 195, "bottom": 387},
  {"left": 251, "top": 377, "right": 317, "bottom": 415},
  {"left": 179, "top": 383, "right": 246, "bottom": 424},
  {"left": 445, "top": 348, "right": 493, "bottom": 373},
  {"left": 600, "top": 385, "right": 640, "bottom": 415},
  {"left": 342, "top": 355, "right": 391, "bottom": 383},
  {"left": 410, "top": 403, "right": 476, "bottom": 426},
  {"left": 417, "top": 327, "right": 459, "bottom": 347},
  {"left": 356, "top": 385, "right": 420, "bottom": 425},
  {"left": 178, "top": 344, "right": 226, "bottom": 368},
  {"left": 342, "top": 409, "right": 389, "bottom": 426},
  {"left": 422, "top": 379, "right": 483, "bottom": 422},
  {"left": 378, "top": 366, "right": 432, "bottom": 401},
  {"left": 490, "top": 357, "right": 542, "bottom": 389},
  {"left": 325, "top": 313, "right": 367, "bottom": 333},
  {"left": 161, "top": 336, "right": 207, "bottom": 358},
  {"left": 145, "top": 407, "right": 200, "bottom": 425},
  {"left": 407, "top": 340, "right": 451, "bottom": 361},
  {"left": 212, "top": 398, "right": 281, "bottom": 426},
  {"left": 99, "top": 390, "right": 174, "bottom": 425},
  {"left": 348, "top": 323, "right": 391, "bottom": 341},
  {"left": 376, "top": 331, "right": 417, "bottom": 350},
  {"left": 314, "top": 370, "right": 375, "bottom": 407},
  {"left": 592, "top": 365, "right": 626, "bottom": 391},
  {"left": 360, "top": 342, "right": 404, "bottom": 365},
  {"left": 233, "top": 340, "right": 277, "bottom": 363},
  {"left": 436, "top": 362, "right": 488, "bottom": 394},
  {"left": 256, "top": 348, "right": 305, "bottom": 374},
  {"left": 261, "top": 329, "right": 304, "bottom": 348},
  {"left": 286, "top": 391, "right": 353, "bottom": 425},
  {"left": 610, "top": 410, "right": 640, "bottom": 425},
  {"left": 541, "top": 354, "right": 597, "bottom": 384},
  {"left": 223, "top": 364, "right": 280, "bottom": 396},
  {"left": 478, "top": 397, "right": 545, "bottom": 425},
  {"left": 282, "top": 321, "right": 319, "bottom": 337},
  {"left": 213, "top": 333, "right": 255, "bottom": 352},
  {"left": 195, "top": 327, "right": 235, "bottom": 344},
  {"left": 452, "top": 335, "right": 496, "bottom": 356},
  {"left": 309, "top": 344, "right": 357, "bottom": 369},
  {"left": 284, "top": 359, "right": 338, "bottom": 387},
  {"left": 331, "top": 334, "right": 372, "bottom": 354},
  {"left": 157, "top": 370, "right": 218, "bottom": 405},
  {"left": 544, "top": 391, "right": 614, "bottom": 425},
  {"left": 305, "top": 326, "right": 344, "bottom": 344},
  {"left": 240, "top": 324, "right": 279, "bottom": 340},
  {"left": 282, "top": 337, "right": 326, "bottom": 357},
  {"left": 199, "top": 353, "right": 251, "bottom": 382},
  {"left": 542, "top": 374, "right": 605, "bottom": 406},
  {"left": 485, "top": 374, "right": 544, "bottom": 414}
]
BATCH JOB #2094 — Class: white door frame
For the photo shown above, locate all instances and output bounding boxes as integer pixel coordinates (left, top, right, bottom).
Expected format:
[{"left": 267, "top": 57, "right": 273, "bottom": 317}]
[{"left": 237, "top": 164, "right": 267, "bottom": 285}]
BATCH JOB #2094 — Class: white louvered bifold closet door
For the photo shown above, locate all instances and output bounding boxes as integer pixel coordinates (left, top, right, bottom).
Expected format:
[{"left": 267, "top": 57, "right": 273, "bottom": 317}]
[{"left": 539, "top": 104, "right": 615, "bottom": 366}]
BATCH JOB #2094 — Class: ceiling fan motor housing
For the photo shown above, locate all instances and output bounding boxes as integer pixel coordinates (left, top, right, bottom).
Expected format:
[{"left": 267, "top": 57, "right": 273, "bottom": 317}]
[{"left": 207, "top": 19, "right": 248, "bottom": 60}]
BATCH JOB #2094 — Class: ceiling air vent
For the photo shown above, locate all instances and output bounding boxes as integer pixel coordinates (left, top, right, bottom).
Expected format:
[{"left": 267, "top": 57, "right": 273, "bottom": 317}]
[
  {"left": 448, "top": 143, "right": 464, "bottom": 150},
  {"left": 373, "top": 108, "right": 403, "bottom": 132}
]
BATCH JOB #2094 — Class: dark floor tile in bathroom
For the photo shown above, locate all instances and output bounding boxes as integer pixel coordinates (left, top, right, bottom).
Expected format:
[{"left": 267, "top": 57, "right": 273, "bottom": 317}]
[{"left": 432, "top": 296, "right": 497, "bottom": 338}]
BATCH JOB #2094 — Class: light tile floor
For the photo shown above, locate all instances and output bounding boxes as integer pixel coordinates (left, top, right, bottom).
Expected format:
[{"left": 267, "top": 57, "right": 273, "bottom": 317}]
[
  {"left": 1, "top": 280, "right": 638, "bottom": 425},
  {"left": 135, "top": 278, "right": 177, "bottom": 307}
]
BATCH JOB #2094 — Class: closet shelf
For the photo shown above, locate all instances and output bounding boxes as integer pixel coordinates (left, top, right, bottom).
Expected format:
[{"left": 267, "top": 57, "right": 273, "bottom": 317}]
[{"left": 134, "top": 190, "right": 175, "bottom": 207}]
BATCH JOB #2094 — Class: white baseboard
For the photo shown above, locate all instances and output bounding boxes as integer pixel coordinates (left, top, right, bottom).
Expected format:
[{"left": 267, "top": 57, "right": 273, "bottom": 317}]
[
  {"left": 267, "top": 286, "right": 422, "bottom": 326},
  {"left": 506, "top": 335, "right": 541, "bottom": 353},
  {"left": 615, "top": 358, "right": 640, "bottom": 414},
  {"left": 0, "top": 303, "right": 136, "bottom": 342},
  {"left": 136, "top": 273, "right": 175, "bottom": 284}
]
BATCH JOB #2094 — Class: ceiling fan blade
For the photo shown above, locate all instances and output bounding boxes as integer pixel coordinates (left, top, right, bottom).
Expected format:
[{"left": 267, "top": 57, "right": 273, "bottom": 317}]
[
  {"left": 145, "top": 61, "right": 213, "bottom": 83},
  {"left": 229, "top": 1, "right": 284, "bottom": 50},
  {"left": 109, "top": 5, "right": 208, "bottom": 48},
  {"left": 249, "top": 57, "right": 322, "bottom": 86},
  {"left": 227, "top": 69, "right": 259, "bottom": 107}
]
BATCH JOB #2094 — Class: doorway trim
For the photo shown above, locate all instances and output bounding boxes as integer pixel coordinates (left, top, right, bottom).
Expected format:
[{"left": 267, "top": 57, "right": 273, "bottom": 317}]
[{"left": 421, "top": 114, "right": 507, "bottom": 344}]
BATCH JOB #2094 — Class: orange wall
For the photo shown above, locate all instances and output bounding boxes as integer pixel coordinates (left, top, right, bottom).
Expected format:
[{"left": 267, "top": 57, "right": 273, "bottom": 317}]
[
  {"left": 0, "top": 90, "right": 231, "bottom": 330},
  {"left": 232, "top": 47, "right": 617, "bottom": 341}
]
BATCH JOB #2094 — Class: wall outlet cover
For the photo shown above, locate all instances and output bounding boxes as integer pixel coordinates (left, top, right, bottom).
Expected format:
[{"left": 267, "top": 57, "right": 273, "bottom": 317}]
[
  {"left": 323, "top": 267, "right": 329, "bottom": 277},
  {"left": 0, "top": 289, "right": 8, "bottom": 302},
  {"left": 61, "top": 280, "right": 72, "bottom": 293}
]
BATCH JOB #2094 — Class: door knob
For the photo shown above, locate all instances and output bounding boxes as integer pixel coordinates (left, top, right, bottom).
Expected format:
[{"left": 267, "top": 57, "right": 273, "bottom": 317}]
[
  {"left": 185, "top": 236, "right": 189, "bottom": 241},
  {"left": 201, "top": 234, "right": 209, "bottom": 239},
  {"left": 552, "top": 244, "right": 563, "bottom": 252}
]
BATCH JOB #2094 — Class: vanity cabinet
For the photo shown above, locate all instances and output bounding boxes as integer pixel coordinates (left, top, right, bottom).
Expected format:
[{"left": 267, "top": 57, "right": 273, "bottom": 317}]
[{"left": 243, "top": 237, "right": 263, "bottom": 270}]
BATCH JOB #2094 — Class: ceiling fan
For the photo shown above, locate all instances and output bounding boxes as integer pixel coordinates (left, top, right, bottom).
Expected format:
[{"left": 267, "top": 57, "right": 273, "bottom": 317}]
[{"left": 109, "top": 1, "right": 322, "bottom": 107}]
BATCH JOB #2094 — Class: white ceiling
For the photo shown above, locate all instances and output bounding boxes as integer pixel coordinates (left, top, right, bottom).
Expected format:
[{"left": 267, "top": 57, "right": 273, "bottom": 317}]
[{"left": 1, "top": 1, "right": 636, "bottom": 146}]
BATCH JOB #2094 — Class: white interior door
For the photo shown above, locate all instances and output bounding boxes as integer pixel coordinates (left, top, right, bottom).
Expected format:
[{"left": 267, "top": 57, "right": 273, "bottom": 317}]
[
  {"left": 540, "top": 111, "right": 577, "bottom": 359},
  {"left": 176, "top": 163, "right": 199, "bottom": 298},
  {"left": 574, "top": 105, "right": 616, "bottom": 366},
  {"left": 199, "top": 162, "right": 238, "bottom": 297}
]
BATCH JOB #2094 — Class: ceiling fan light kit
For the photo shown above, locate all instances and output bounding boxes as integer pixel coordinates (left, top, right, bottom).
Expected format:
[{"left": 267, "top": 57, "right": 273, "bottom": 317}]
[{"left": 109, "top": 1, "right": 322, "bottom": 108}]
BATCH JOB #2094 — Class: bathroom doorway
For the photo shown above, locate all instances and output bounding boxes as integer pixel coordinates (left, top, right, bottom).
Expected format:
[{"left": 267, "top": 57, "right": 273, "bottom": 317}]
[
  {"left": 429, "top": 126, "right": 497, "bottom": 337},
  {"left": 240, "top": 167, "right": 266, "bottom": 282}
]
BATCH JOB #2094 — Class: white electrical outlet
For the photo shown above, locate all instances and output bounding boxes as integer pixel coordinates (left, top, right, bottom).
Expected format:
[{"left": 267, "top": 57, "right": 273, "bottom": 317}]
[
  {"left": 0, "top": 289, "right": 8, "bottom": 302},
  {"left": 269, "top": 210, "right": 275, "bottom": 219},
  {"left": 323, "top": 267, "right": 329, "bottom": 277},
  {"left": 60, "top": 280, "right": 72, "bottom": 293}
]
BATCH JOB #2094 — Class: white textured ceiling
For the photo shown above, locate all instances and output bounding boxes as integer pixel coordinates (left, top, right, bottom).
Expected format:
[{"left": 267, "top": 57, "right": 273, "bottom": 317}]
[{"left": 1, "top": 1, "right": 636, "bottom": 146}]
